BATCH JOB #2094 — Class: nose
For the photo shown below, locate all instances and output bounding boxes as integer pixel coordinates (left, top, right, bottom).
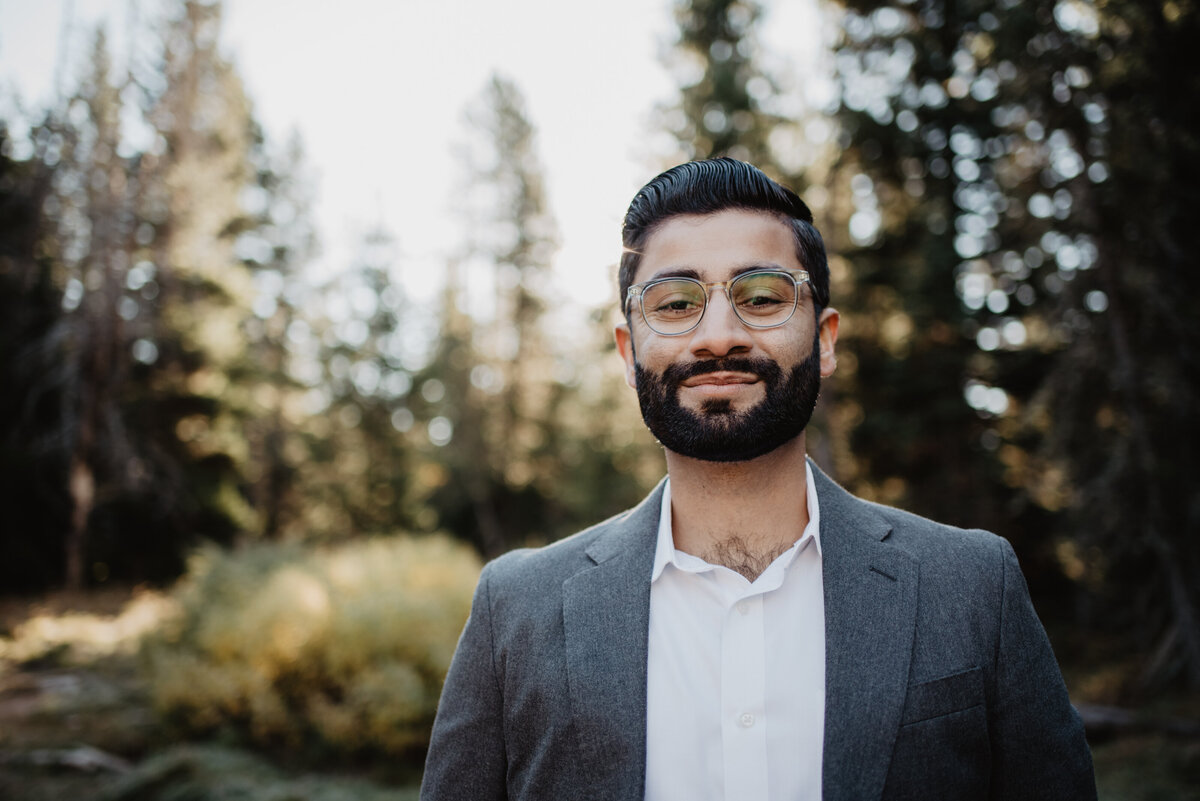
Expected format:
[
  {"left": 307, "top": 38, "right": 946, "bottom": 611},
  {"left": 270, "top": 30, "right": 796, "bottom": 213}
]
[{"left": 688, "top": 286, "right": 754, "bottom": 358}]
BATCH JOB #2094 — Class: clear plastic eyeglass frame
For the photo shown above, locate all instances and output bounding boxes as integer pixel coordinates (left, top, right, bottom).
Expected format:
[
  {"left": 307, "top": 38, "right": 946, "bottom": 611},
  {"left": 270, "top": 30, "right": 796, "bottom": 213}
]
[{"left": 625, "top": 268, "right": 811, "bottom": 336}]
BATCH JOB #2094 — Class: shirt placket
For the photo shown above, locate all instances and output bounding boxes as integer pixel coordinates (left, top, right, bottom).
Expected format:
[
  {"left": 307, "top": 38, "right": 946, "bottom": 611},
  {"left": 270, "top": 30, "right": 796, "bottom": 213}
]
[{"left": 721, "top": 585, "right": 768, "bottom": 801}]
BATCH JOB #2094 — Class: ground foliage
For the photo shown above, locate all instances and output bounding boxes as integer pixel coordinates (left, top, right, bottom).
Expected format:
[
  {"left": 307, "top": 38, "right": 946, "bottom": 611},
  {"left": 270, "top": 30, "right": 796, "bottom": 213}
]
[
  {"left": 142, "top": 535, "right": 479, "bottom": 757},
  {"left": 2, "top": 586, "right": 1194, "bottom": 801},
  {"left": 92, "top": 744, "right": 421, "bottom": 801}
]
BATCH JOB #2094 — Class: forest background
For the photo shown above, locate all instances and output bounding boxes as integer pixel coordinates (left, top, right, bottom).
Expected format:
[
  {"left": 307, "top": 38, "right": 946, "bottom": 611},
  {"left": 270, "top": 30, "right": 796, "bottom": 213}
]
[{"left": 0, "top": 0, "right": 1197, "bottom": 798}]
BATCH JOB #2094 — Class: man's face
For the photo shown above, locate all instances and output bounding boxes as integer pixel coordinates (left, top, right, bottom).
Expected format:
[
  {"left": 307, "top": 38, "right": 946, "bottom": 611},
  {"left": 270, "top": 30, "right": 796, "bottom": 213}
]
[{"left": 615, "top": 209, "right": 839, "bottom": 462}]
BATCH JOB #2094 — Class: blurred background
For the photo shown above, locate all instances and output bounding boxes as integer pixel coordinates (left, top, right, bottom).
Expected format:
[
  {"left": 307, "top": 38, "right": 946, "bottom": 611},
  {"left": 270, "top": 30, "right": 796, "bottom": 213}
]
[{"left": 0, "top": 0, "right": 1196, "bottom": 798}]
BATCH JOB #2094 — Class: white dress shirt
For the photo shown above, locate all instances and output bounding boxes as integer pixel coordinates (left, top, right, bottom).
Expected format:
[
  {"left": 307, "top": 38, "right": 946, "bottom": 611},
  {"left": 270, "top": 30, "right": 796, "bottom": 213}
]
[{"left": 645, "top": 462, "right": 825, "bottom": 801}]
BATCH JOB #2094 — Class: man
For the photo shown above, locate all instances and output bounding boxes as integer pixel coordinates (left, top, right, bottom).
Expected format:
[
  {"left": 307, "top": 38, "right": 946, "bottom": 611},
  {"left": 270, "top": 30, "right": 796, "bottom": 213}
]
[{"left": 421, "top": 158, "right": 1096, "bottom": 800}]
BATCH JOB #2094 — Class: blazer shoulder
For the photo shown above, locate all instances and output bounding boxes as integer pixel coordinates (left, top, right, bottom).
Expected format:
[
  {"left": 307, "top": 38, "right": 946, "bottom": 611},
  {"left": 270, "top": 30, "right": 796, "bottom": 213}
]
[
  {"left": 853, "top": 493, "right": 1012, "bottom": 575},
  {"left": 480, "top": 500, "right": 650, "bottom": 592},
  {"left": 813, "top": 460, "right": 1005, "bottom": 564}
]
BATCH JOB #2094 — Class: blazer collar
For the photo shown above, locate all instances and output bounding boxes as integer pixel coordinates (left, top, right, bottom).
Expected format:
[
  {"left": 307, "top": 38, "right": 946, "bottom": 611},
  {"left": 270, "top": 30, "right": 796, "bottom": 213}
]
[
  {"left": 584, "top": 478, "right": 665, "bottom": 565},
  {"left": 564, "top": 479, "right": 663, "bottom": 801},
  {"left": 813, "top": 465, "right": 919, "bottom": 801}
]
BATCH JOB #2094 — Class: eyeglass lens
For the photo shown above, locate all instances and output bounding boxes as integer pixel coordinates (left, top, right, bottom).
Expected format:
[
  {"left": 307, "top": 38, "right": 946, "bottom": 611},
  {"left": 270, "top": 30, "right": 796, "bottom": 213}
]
[{"left": 640, "top": 271, "right": 798, "bottom": 334}]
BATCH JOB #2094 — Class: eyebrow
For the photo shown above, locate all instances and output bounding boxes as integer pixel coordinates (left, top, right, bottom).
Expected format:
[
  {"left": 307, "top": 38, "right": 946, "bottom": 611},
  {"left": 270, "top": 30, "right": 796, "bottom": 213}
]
[{"left": 645, "top": 262, "right": 789, "bottom": 282}]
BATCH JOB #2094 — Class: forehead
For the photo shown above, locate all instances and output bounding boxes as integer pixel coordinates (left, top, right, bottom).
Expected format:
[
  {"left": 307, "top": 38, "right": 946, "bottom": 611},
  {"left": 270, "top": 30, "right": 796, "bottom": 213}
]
[{"left": 635, "top": 209, "right": 799, "bottom": 285}]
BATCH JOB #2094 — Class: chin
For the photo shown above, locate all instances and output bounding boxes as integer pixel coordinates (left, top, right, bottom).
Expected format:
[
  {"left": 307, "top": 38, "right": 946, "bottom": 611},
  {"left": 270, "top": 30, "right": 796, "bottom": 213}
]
[{"left": 697, "top": 399, "right": 735, "bottom": 416}]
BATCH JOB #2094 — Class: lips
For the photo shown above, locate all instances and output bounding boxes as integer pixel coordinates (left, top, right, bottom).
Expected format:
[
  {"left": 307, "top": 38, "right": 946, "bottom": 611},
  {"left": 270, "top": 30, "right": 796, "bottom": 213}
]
[
  {"left": 680, "top": 372, "right": 759, "bottom": 387},
  {"left": 659, "top": 357, "right": 780, "bottom": 393}
]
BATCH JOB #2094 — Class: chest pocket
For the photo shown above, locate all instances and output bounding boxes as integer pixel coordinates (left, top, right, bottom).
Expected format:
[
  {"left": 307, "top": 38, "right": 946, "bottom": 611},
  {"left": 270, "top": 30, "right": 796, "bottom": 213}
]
[
  {"left": 899, "top": 666, "right": 984, "bottom": 725},
  {"left": 884, "top": 666, "right": 990, "bottom": 800}
]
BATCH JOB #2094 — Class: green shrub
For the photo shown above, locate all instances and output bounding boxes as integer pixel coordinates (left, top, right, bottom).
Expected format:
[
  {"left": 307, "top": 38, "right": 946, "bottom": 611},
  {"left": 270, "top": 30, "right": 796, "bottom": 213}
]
[{"left": 143, "top": 535, "right": 480, "bottom": 757}]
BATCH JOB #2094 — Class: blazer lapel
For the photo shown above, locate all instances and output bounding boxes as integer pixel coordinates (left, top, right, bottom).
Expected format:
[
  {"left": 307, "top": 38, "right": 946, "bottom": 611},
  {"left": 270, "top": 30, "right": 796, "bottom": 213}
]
[
  {"left": 562, "top": 481, "right": 663, "bottom": 801},
  {"left": 814, "top": 465, "right": 919, "bottom": 801}
]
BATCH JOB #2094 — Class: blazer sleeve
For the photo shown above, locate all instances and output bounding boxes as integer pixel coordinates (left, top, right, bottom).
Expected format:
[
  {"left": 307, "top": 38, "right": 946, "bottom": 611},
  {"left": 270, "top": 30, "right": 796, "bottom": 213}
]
[
  {"left": 990, "top": 538, "right": 1096, "bottom": 800},
  {"left": 421, "top": 564, "right": 508, "bottom": 801}
]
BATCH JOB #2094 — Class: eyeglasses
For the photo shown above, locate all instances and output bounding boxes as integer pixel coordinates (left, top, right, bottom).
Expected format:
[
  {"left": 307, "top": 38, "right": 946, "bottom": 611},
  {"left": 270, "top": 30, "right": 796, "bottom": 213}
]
[{"left": 625, "top": 269, "right": 811, "bottom": 336}]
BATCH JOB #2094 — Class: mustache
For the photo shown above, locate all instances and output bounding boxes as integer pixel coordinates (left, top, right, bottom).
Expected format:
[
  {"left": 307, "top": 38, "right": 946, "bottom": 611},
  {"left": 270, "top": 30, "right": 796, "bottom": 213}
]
[{"left": 659, "top": 357, "right": 783, "bottom": 386}]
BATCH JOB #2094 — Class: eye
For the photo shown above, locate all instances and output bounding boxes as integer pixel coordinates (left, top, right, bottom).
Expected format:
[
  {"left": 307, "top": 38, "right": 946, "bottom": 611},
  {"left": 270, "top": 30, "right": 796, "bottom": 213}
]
[
  {"left": 644, "top": 281, "right": 704, "bottom": 317},
  {"left": 656, "top": 296, "right": 699, "bottom": 311},
  {"left": 732, "top": 273, "right": 793, "bottom": 312},
  {"left": 740, "top": 291, "right": 783, "bottom": 307}
]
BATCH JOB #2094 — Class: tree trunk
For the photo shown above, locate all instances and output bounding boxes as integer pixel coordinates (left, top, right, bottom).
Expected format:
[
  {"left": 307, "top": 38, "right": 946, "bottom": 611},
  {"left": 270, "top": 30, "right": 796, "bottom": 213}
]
[{"left": 65, "top": 451, "right": 94, "bottom": 591}]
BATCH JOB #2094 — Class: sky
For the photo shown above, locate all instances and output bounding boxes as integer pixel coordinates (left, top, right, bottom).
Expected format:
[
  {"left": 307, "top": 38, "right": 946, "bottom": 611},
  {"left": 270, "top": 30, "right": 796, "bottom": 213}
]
[{"left": 0, "top": 0, "right": 827, "bottom": 310}]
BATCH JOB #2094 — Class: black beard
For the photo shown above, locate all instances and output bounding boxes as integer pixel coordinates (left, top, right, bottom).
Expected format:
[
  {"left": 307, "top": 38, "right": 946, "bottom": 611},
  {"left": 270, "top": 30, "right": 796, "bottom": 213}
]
[{"left": 633, "top": 340, "right": 822, "bottom": 463}]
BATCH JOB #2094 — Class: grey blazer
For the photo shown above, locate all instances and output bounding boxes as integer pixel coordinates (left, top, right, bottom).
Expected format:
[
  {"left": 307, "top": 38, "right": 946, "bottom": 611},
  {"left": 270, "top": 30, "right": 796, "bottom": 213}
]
[{"left": 421, "top": 464, "right": 1096, "bottom": 800}]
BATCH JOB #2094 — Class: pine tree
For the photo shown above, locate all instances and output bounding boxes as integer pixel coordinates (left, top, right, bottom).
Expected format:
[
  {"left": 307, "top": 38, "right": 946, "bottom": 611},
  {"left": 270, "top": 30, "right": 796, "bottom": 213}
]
[
  {"left": 418, "top": 74, "right": 562, "bottom": 556},
  {"left": 302, "top": 225, "right": 419, "bottom": 539},
  {"left": 826, "top": 0, "right": 1200, "bottom": 687},
  {"left": 236, "top": 131, "right": 319, "bottom": 541},
  {"left": 32, "top": 29, "right": 145, "bottom": 589},
  {"left": 658, "top": 0, "right": 778, "bottom": 163},
  {"left": 118, "top": 0, "right": 265, "bottom": 560},
  {"left": 0, "top": 121, "right": 70, "bottom": 591},
  {"left": 0, "top": 0, "right": 313, "bottom": 587}
]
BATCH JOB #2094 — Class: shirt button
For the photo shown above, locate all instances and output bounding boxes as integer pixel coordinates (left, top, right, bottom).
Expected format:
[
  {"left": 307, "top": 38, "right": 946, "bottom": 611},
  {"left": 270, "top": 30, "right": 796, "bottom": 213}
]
[
  {"left": 736, "top": 600, "right": 750, "bottom": 616},
  {"left": 739, "top": 713, "right": 756, "bottom": 728}
]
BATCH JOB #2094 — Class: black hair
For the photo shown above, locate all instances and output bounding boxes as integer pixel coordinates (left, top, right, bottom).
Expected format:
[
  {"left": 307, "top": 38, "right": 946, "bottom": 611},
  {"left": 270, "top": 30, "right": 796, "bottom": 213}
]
[{"left": 619, "top": 157, "right": 830, "bottom": 316}]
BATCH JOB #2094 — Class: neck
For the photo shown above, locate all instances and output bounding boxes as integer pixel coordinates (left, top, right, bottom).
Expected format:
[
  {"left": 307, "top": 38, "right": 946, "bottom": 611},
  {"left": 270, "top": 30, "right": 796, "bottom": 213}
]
[{"left": 665, "top": 434, "right": 812, "bottom": 579}]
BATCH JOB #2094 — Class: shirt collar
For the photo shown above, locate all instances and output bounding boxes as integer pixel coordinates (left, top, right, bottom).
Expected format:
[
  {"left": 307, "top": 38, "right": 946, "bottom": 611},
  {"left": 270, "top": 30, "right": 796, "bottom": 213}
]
[{"left": 651, "top": 460, "right": 823, "bottom": 582}]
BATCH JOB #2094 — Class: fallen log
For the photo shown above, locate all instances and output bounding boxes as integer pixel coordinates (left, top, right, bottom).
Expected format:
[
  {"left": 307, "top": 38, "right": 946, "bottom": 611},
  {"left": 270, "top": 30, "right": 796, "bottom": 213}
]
[{"left": 1077, "top": 703, "right": 1200, "bottom": 740}]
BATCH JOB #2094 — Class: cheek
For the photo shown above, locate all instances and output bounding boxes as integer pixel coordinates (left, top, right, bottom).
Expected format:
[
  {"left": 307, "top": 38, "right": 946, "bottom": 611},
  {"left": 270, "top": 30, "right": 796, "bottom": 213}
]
[
  {"left": 630, "top": 333, "right": 681, "bottom": 369},
  {"left": 763, "top": 330, "right": 813, "bottom": 366}
]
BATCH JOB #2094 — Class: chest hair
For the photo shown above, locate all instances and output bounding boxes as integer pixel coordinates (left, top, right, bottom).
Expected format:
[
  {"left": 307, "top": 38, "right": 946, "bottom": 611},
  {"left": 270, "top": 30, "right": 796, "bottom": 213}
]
[{"left": 700, "top": 535, "right": 792, "bottom": 582}]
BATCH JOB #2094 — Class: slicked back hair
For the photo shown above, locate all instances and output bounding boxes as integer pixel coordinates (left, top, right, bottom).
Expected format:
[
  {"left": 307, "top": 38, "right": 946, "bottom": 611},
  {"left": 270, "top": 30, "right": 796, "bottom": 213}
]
[{"left": 619, "top": 158, "right": 830, "bottom": 320}]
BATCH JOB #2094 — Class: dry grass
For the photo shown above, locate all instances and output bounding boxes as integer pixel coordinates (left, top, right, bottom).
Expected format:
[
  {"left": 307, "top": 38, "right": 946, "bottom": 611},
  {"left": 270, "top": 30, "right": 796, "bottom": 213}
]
[
  {"left": 0, "top": 587, "right": 174, "bottom": 668},
  {"left": 0, "top": 585, "right": 167, "bottom": 800}
]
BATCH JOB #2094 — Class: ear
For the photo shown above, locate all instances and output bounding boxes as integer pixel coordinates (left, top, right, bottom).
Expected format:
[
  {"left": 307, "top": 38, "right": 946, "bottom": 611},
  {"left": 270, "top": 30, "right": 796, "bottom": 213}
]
[
  {"left": 817, "top": 307, "right": 840, "bottom": 378},
  {"left": 614, "top": 322, "right": 638, "bottom": 389}
]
